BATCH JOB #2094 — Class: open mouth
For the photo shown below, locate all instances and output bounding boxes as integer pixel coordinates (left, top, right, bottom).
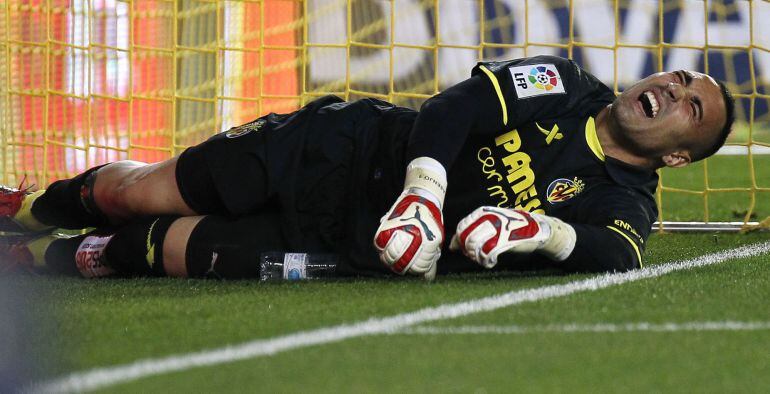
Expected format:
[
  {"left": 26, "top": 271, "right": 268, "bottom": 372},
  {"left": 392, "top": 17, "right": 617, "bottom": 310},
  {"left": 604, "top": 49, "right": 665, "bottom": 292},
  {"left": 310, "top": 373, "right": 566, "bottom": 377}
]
[{"left": 638, "top": 90, "right": 659, "bottom": 118}]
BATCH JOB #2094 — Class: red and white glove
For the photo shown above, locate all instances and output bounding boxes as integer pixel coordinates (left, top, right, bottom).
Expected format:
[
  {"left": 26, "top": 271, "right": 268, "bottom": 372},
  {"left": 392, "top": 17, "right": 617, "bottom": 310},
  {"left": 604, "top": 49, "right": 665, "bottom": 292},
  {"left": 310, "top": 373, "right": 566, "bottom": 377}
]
[
  {"left": 449, "top": 207, "right": 576, "bottom": 268},
  {"left": 374, "top": 157, "right": 447, "bottom": 281}
]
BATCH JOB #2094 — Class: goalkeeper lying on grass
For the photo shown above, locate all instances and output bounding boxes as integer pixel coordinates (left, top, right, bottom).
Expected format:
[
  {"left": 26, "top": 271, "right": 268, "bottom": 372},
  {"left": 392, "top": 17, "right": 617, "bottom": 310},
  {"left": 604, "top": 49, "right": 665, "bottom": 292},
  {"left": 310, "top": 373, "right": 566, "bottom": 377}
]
[{"left": 0, "top": 55, "right": 734, "bottom": 280}]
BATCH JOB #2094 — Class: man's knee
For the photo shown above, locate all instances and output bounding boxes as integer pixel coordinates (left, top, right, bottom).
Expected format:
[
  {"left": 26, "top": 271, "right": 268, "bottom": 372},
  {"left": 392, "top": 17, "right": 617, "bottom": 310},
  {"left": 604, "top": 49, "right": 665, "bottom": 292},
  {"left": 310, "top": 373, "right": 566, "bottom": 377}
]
[{"left": 92, "top": 161, "right": 148, "bottom": 220}]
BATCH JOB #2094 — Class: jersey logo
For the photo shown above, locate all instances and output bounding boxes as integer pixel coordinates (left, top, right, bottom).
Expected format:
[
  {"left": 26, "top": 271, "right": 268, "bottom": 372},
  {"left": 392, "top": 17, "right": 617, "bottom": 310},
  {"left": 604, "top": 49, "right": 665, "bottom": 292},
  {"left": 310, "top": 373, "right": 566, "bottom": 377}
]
[
  {"left": 613, "top": 219, "right": 643, "bottom": 244},
  {"left": 225, "top": 118, "right": 266, "bottom": 138},
  {"left": 546, "top": 177, "right": 584, "bottom": 204},
  {"left": 475, "top": 129, "right": 545, "bottom": 214},
  {"left": 508, "top": 64, "right": 566, "bottom": 99},
  {"left": 145, "top": 218, "right": 159, "bottom": 267},
  {"left": 535, "top": 122, "right": 563, "bottom": 144},
  {"left": 400, "top": 206, "right": 436, "bottom": 241}
]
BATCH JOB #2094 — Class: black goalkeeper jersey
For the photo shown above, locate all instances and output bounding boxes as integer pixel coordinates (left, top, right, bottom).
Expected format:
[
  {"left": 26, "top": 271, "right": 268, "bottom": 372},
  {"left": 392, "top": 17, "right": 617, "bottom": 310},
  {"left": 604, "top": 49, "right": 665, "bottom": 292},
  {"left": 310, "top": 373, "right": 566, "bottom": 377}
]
[{"left": 347, "top": 55, "right": 658, "bottom": 274}]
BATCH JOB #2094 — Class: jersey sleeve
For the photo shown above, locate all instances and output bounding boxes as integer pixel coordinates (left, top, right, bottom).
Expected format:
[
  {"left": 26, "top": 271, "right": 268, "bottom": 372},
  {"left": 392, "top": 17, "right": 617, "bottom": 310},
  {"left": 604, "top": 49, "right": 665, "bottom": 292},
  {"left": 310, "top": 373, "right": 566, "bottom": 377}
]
[
  {"left": 470, "top": 55, "right": 613, "bottom": 127},
  {"left": 557, "top": 185, "right": 656, "bottom": 272},
  {"left": 406, "top": 55, "right": 614, "bottom": 171},
  {"left": 405, "top": 73, "right": 507, "bottom": 170}
]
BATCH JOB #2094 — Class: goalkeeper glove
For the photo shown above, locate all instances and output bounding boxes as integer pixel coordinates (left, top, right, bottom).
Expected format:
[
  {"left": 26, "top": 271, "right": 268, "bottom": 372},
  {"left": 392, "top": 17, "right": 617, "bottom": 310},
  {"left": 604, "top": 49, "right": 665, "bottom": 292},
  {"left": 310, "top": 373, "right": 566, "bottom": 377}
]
[
  {"left": 449, "top": 207, "right": 576, "bottom": 268},
  {"left": 374, "top": 157, "right": 447, "bottom": 281}
]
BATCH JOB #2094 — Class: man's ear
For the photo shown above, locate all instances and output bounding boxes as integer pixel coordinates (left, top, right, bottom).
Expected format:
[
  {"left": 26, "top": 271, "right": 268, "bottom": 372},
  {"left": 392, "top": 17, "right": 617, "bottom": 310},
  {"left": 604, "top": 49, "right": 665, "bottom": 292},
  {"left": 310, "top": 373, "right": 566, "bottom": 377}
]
[{"left": 662, "top": 151, "right": 691, "bottom": 168}]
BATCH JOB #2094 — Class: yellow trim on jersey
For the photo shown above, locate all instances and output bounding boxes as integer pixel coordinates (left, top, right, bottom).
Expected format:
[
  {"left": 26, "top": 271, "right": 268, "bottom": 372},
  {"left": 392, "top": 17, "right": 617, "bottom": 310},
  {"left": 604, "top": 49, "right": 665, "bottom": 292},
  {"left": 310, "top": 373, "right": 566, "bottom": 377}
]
[
  {"left": 585, "top": 117, "right": 605, "bottom": 161},
  {"left": 478, "top": 65, "right": 508, "bottom": 126},
  {"left": 606, "top": 225, "right": 643, "bottom": 268}
]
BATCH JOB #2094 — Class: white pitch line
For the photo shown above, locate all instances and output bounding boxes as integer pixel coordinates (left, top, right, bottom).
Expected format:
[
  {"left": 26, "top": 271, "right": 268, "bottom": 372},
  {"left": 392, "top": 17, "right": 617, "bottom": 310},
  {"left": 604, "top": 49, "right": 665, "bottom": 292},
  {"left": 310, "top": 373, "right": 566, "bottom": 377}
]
[
  {"left": 402, "top": 321, "right": 770, "bottom": 335},
  {"left": 34, "top": 241, "right": 770, "bottom": 393}
]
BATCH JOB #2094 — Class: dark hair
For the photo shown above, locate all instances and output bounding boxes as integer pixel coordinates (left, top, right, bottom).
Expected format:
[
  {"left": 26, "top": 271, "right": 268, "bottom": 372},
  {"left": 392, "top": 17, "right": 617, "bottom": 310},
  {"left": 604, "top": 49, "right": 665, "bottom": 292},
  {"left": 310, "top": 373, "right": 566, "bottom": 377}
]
[{"left": 692, "top": 79, "right": 735, "bottom": 161}]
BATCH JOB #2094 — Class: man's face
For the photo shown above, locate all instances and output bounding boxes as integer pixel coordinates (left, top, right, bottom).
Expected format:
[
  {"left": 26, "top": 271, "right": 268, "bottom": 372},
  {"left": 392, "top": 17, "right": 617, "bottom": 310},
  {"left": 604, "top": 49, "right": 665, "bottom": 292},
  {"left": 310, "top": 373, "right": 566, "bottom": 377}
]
[{"left": 609, "top": 70, "right": 727, "bottom": 161}]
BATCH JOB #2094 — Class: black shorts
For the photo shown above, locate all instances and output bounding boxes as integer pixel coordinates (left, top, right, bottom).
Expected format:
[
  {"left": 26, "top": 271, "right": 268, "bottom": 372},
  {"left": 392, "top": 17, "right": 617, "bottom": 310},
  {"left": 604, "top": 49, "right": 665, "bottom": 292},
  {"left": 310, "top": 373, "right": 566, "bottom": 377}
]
[
  {"left": 175, "top": 95, "right": 394, "bottom": 266},
  {"left": 176, "top": 115, "right": 275, "bottom": 217}
]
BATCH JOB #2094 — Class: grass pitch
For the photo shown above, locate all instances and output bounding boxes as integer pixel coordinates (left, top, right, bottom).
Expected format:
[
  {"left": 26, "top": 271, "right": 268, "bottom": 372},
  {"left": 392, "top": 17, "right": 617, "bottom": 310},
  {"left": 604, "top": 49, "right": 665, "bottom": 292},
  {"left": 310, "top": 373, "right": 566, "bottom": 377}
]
[
  {"left": 660, "top": 154, "right": 770, "bottom": 222},
  {"left": 7, "top": 154, "right": 770, "bottom": 392},
  {"left": 15, "top": 232, "right": 769, "bottom": 393}
]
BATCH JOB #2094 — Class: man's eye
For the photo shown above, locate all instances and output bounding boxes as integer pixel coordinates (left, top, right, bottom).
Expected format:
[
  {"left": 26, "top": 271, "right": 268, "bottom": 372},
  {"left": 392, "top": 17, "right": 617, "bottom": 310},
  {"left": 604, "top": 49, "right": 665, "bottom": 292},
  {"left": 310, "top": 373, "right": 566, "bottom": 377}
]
[{"left": 691, "top": 101, "right": 697, "bottom": 117}]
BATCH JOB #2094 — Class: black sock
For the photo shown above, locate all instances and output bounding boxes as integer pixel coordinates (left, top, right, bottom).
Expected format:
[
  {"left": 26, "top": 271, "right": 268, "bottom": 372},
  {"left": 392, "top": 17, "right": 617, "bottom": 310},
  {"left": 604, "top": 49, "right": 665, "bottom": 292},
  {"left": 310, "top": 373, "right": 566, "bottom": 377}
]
[
  {"left": 43, "top": 216, "right": 178, "bottom": 278},
  {"left": 103, "top": 216, "right": 177, "bottom": 277},
  {"left": 185, "top": 215, "right": 285, "bottom": 279},
  {"left": 31, "top": 164, "right": 109, "bottom": 229}
]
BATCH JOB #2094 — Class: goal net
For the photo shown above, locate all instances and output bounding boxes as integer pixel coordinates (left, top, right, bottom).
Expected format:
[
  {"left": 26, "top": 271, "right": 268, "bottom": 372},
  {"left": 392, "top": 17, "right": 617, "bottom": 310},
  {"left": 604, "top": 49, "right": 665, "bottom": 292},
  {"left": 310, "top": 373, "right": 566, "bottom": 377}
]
[{"left": 1, "top": 0, "right": 768, "bottom": 229}]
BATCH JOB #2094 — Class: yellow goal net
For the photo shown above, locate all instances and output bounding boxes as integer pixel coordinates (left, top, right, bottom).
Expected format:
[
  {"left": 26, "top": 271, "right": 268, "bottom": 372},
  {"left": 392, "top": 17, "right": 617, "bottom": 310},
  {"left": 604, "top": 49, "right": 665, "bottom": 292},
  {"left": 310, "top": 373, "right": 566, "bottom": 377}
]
[{"left": 1, "top": 0, "right": 769, "bottom": 229}]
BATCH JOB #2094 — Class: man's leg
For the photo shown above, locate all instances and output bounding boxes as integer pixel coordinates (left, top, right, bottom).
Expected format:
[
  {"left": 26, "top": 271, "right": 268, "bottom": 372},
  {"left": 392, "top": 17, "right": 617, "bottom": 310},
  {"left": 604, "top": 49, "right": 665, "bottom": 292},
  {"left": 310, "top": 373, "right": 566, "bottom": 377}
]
[
  {"left": 2, "top": 214, "right": 285, "bottom": 279},
  {"left": 89, "top": 158, "right": 198, "bottom": 221},
  {"left": 27, "top": 216, "right": 182, "bottom": 277},
  {"left": 162, "top": 216, "right": 204, "bottom": 277},
  {"left": 2, "top": 215, "right": 188, "bottom": 277},
  {"left": 176, "top": 214, "right": 287, "bottom": 278},
  {"left": 5, "top": 157, "right": 196, "bottom": 231}
]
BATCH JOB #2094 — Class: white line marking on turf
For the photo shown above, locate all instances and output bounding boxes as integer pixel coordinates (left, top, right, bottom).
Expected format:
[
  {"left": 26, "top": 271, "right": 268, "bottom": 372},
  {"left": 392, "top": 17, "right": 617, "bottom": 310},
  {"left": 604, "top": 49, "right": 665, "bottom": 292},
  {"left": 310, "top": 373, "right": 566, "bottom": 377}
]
[
  {"left": 401, "top": 321, "right": 770, "bottom": 335},
  {"left": 34, "top": 241, "right": 770, "bottom": 393}
]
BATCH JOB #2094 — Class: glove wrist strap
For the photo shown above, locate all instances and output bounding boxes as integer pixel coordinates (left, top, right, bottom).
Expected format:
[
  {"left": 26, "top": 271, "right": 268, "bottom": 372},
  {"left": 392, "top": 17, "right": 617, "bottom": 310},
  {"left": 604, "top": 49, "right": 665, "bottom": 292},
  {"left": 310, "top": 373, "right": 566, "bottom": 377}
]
[
  {"left": 533, "top": 214, "right": 576, "bottom": 261},
  {"left": 404, "top": 157, "right": 447, "bottom": 207}
]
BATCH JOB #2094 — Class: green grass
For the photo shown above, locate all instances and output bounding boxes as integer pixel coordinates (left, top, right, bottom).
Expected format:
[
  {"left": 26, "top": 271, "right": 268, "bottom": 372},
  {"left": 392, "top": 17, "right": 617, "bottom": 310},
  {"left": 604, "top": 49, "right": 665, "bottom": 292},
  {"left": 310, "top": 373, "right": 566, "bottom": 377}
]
[
  {"left": 11, "top": 232, "right": 769, "bottom": 392},
  {"left": 7, "top": 153, "right": 770, "bottom": 392},
  {"left": 660, "top": 154, "right": 770, "bottom": 222}
]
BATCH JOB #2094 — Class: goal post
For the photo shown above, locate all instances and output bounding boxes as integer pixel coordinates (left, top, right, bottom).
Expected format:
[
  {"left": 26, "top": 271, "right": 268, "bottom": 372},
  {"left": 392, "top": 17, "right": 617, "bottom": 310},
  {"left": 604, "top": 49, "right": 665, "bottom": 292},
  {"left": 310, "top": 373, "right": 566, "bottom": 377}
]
[{"left": 1, "top": 0, "right": 768, "bottom": 231}]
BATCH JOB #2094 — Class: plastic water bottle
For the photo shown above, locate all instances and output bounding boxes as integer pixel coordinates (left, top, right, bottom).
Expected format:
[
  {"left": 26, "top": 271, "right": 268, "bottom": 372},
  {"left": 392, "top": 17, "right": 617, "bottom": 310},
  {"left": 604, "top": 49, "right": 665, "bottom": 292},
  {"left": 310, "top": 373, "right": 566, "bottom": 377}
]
[{"left": 259, "top": 252, "right": 338, "bottom": 281}]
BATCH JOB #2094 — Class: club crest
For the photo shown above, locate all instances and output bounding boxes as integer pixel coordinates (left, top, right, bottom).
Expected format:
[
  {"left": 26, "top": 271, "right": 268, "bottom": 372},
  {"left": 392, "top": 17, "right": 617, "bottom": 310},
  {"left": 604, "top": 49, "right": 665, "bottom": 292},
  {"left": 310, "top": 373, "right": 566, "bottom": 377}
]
[
  {"left": 225, "top": 118, "right": 266, "bottom": 138},
  {"left": 547, "top": 177, "right": 584, "bottom": 204}
]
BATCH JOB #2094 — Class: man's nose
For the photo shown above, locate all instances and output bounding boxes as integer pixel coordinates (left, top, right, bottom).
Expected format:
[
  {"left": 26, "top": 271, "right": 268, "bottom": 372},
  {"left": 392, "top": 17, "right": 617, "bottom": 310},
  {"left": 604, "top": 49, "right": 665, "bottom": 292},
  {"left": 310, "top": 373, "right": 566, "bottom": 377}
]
[{"left": 666, "top": 82, "right": 685, "bottom": 102}]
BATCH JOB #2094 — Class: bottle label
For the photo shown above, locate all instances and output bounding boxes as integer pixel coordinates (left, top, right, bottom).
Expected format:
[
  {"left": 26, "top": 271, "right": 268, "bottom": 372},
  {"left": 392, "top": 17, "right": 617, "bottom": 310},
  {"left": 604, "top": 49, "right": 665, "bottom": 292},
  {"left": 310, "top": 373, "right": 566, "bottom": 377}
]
[{"left": 283, "top": 253, "right": 308, "bottom": 280}]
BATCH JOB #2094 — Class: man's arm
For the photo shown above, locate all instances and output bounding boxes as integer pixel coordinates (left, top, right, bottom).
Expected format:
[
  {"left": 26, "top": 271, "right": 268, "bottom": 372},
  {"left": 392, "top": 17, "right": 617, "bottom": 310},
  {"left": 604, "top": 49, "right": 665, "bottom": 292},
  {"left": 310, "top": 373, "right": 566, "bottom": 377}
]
[
  {"left": 559, "top": 188, "right": 653, "bottom": 272},
  {"left": 373, "top": 74, "right": 504, "bottom": 278},
  {"left": 405, "top": 75, "right": 504, "bottom": 169},
  {"left": 450, "top": 190, "right": 653, "bottom": 273},
  {"left": 375, "top": 56, "right": 613, "bottom": 276},
  {"left": 405, "top": 55, "right": 607, "bottom": 170},
  {"left": 562, "top": 223, "right": 643, "bottom": 272}
]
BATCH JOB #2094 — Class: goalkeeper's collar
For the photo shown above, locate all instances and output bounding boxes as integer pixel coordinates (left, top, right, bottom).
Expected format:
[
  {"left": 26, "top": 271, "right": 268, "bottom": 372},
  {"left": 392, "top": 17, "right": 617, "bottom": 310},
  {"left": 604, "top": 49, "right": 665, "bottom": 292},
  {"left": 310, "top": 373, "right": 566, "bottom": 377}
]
[{"left": 603, "top": 155, "right": 658, "bottom": 191}]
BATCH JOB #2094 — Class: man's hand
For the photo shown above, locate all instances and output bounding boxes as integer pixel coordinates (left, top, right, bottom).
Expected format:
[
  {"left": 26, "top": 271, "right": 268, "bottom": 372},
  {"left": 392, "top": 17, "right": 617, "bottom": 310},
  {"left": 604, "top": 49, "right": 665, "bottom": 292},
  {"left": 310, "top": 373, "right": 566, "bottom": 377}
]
[
  {"left": 373, "top": 157, "right": 447, "bottom": 281},
  {"left": 374, "top": 192, "right": 443, "bottom": 279},
  {"left": 449, "top": 207, "right": 576, "bottom": 268}
]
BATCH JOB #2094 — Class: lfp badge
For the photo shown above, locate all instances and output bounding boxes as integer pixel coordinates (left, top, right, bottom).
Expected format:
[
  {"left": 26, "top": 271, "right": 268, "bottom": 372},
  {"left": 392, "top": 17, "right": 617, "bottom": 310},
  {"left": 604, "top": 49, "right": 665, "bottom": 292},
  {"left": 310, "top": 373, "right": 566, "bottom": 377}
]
[
  {"left": 547, "top": 177, "right": 585, "bottom": 204},
  {"left": 508, "top": 63, "right": 566, "bottom": 99},
  {"left": 529, "top": 66, "right": 560, "bottom": 91}
]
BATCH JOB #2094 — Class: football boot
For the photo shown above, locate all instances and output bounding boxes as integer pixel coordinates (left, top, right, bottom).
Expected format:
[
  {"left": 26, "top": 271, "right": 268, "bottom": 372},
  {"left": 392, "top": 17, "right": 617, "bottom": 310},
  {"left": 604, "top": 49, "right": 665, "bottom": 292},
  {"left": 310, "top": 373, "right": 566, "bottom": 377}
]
[{"left": 0, "top": 183, "right": 32, "bottom": 236}]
